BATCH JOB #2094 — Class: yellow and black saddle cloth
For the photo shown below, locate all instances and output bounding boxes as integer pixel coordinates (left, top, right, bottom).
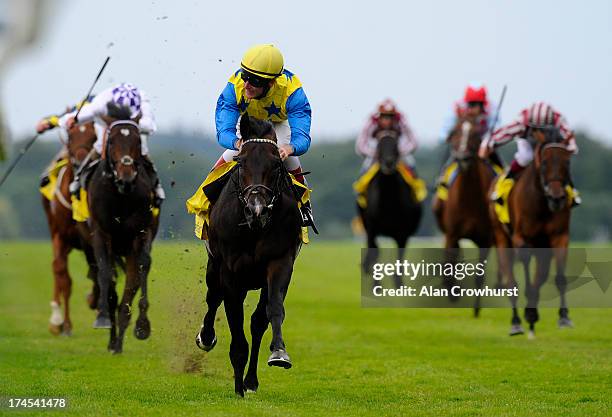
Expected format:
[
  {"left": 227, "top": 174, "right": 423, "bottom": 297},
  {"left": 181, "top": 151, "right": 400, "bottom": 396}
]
[
  {"left": 40, "top": 158, "right": 160, "bottom": 223},
  {"left": 491, "top": 171, "right": 580, "bottom": 225},
  {"left": 39, "top": 158, "right": 89, "bottom": 221},
  {"left": 353, "top": 163, "right": 427, "bottom": 209},
  {"left": 186, "top": 161, "right": 311, "bottom": 243},
  {"left": 435, "top": 161, "right": 504, "bottom": 202}
]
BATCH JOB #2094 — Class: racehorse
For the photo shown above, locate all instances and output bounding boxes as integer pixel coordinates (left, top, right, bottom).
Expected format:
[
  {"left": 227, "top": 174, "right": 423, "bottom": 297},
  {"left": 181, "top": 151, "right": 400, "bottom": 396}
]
[
  {"left": 358, "top": 129, "right": 422, "bottom": 287},
  {"left": 41, "top": 122, "right": 99, "bottom": 335},
  {"left": 195, "top": 115, "right": 303, "bottom": 397},
  {"left": 87, "top": 107, "right": 159, "bottom": 353},
  {"left": 432, "top": 115, "right": 502, "bottom": 315},
  {"left": 491, "top": 130, "right": 574, "bottom": 338}
]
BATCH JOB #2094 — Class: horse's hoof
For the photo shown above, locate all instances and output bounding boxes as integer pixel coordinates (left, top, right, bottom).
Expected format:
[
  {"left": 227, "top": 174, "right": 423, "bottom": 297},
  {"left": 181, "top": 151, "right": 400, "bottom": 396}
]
[
  {"left": 267, "top": 349, "right": 292, "bottom": 369},
  {"left": 509, "top": 324, "right": 524, "bottom": 336},
  {"left": 134, "top": 318, "right": 151, "bottom": 340},
  {"left": 527, "top": 330, "right": 536, "bottom": 340},
  {"left": 48, "top": 322, "right": 62, "bottom": 336},
  {"left": 196, "top": 332, "right": 217, "bottom": 352},
  {"left": 93, "top": 314, "right": 112, "bottom": 329},
  {"left": 60, "top": 324, "right": 73, "bottom": 337},
  {"left": 243, "top": 375, "right": 259, "bottom": 393},
  {"left": 558, "top": 317, "right": 574, "bottom": 329}
]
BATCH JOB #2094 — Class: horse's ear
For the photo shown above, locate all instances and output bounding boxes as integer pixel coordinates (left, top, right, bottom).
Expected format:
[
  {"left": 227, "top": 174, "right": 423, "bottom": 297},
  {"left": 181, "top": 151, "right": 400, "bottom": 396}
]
[{"left": 239, "top": 114, "right": 251, "bottom": 140}]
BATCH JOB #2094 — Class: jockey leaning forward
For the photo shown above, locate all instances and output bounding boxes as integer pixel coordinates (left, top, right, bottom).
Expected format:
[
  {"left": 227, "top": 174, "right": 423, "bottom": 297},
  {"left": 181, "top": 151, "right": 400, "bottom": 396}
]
[
  {"left": 37, "top": 95, "right": 95, "bottom": 187},
  {"left": 58, "top": 83, "right": 165, "bottom": 207},
  {"left": 214, "top": 44, "right": 314, "bottom": 227},
  {"left": 479, "top": 101, "right": 581, "bottom": 206}
]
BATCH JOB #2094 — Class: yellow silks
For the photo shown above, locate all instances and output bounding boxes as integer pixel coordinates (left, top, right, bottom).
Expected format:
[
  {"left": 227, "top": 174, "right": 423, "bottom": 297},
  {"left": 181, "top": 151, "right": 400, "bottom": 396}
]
[
  {"left": 353, "top": 163, "right": 427, "bottom": 209},
  {"left": 186, "top": 160, "right": 311, "bottom": 243},
  {"left": 39, "top": 159, "right": 69, "bottom": 201}
]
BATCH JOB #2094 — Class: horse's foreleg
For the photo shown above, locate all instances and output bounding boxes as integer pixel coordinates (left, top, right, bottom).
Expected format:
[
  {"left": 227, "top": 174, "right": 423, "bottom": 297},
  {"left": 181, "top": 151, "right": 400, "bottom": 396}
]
[
  {"left": 473, "top": 246, "right": 490, "bottom": 318},
  {"left": 364, "top": 233, "right": 378, "bottom": 289},
  {"left": 524, "top": 249, "right": 552, "bottom": 339},
  {"left": 50, "top": 234, "right": 72, "bottom": 335},
  {"left": 266, "top": 257, "right": 293, "bottom": 369},
  {"left": 494, "top": 230, "right": 522, "bottom": 335},
  {"left": 92, "top": 231, "right": 113, "bottom": 329},
  {"left": 112, "top": 253, "right": 140, "bottom": 354},
  {"left": 196, "top": 256, "right": 222, "bottom": 351},
  {"left": 133, "top": 236, "right": 153, "bottom": 341},
  {"left": 551, "top": 235, "right": 572, "bottom": 328},
  {"left": 223, "top": 284, "right": 248, "bottom": 397},
  {"left": 394, "top": 241, "right": 407, "bottom": 289},
  {"left": 108, "top": 280, "right": 118, "bottom": 352},
  {"left": 444, "top": 235, "right": 460, "bottom": 301},
  {"left": 244, "top": 289, "right": 269, "bottom": 393}
]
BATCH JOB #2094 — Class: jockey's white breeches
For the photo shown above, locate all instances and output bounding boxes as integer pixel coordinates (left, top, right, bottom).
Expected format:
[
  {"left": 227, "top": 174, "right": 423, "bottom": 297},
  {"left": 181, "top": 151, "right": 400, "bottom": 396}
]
[{"left": 220, "top": 120, "right": 301, "bottom": 171}]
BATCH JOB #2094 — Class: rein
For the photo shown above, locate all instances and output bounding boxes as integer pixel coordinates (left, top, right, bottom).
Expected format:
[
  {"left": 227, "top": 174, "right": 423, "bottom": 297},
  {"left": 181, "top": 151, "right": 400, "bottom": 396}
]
[
  {"left": 233, "top": 139, "right": 290, "bottom": 229},
  {"left": 104, "top": 120, "right": 141, "bottom": 186},
  {"left": 536, "top": 142, "right": 570, "bottom": 199}
]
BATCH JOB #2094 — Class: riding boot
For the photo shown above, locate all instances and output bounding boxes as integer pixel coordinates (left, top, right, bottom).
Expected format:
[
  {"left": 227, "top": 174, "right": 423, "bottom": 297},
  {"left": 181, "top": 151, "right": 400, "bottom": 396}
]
[
  {"left": 567, "top": 176, "right": 582, "bottom": 207},
  {"left": 489, "top": 150, "right": 504, "bottom": 170},
  {"left": 491, "top": 160, "right": 523, "bottom": 202},
  {"left": 289, "top": 167, "right": 318, "bottom": 233},
  {"left": 143, "top": 155, "right": 165, "bottom": 208},
  {"left": 70, "top": 149, "right": 100, "bottom": 198}
]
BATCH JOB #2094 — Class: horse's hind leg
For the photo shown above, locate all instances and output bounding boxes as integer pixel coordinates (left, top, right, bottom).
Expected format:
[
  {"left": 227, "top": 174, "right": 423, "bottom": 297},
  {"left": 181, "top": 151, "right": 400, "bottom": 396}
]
[
  {"left": 224, "top": 286, "right": 249, "bottom": 397},
  {"left": 552, "top": 237, "right": 572, "bottom": 328},
  {"left": 85, "top": 247, "right": 100, "bottom": 310},
  {"left": 50, "top": 234, "right": 73, "bottom": 336},
  {"left": 244, "top": 289, "right": 269, "bottom": 393},
  {"left": 111, "top": 253, "right": 141, "bottom": 354},
  {"left": 196, "top": 256, "right": 222, "bottom": 351},
  {"left": 266, "top": 256, "right": 293, "bottom": 369},
  {"left": 92, "top": 231, "right": 113, "bottom": 329}
]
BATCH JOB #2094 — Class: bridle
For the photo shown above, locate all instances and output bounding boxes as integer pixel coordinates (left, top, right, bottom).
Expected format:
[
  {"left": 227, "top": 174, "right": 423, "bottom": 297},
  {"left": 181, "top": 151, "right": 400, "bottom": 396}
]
[
  {"left": 536, "top": 142, "right": 570, "bottom": 200},
  {"left": 233, "top": 138, "right": 289, "bottom": 229},
  {"left": 105, "top": 120, "right": 141, "bottom": 186}
]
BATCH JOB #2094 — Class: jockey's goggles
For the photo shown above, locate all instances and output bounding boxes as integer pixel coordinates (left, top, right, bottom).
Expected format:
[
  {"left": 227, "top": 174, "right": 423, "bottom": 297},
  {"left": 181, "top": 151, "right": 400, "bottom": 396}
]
[{"left": 241, "top": 71, "right": 269, "bottom": 88}]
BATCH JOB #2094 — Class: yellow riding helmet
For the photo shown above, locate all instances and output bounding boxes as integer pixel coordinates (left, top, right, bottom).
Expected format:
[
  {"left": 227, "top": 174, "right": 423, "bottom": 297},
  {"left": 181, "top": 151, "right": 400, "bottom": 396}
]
[{"left": 240, "top": 44, "right": 284, "bottom": 79}]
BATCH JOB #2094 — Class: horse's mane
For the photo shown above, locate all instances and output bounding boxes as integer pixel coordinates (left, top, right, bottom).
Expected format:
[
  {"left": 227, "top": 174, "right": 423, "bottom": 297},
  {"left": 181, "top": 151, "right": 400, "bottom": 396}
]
[{"left": 240, "top": 116, "right": 276, "bottom": 143}]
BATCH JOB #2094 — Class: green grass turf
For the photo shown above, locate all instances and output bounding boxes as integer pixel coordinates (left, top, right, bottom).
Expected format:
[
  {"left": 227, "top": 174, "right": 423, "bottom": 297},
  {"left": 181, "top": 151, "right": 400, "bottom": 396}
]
[{"left": 0, "top": 241, "right": 611, "bottom": 416}]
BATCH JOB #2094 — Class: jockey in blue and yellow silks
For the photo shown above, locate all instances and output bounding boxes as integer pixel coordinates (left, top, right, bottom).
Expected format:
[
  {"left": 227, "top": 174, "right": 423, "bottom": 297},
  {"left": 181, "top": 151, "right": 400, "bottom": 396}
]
[{"left": 213, "top": 44, "right": 314, "bottom": 226}]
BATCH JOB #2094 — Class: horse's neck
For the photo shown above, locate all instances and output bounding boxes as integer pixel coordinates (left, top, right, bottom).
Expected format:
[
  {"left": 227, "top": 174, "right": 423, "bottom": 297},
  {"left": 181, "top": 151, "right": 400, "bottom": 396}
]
[
  {"left": 455, "top": 160, "right": 490, "bottom": 198},
  {"left": 515, "top": 163, "right": 547, "bottom": 211}
]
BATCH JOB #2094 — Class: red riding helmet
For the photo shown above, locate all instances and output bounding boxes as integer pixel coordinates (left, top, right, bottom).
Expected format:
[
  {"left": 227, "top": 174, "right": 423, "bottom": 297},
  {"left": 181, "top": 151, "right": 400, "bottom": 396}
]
[{"left": 464, "top": 84, "right": 488, "bottom": 104}]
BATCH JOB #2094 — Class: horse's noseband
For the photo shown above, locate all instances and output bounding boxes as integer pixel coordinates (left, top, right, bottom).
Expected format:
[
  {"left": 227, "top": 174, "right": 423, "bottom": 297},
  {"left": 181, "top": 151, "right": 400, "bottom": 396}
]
[{"left": 235, "top": 139, "right": 285, "bottom": 229}]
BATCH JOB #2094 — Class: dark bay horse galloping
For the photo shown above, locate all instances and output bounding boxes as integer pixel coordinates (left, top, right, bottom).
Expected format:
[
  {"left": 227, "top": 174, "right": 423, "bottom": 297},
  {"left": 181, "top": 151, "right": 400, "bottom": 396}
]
[
  {"left": 88, "top": 109, "right": 159, "bottom": 353},
  {"left": 491, "top": 135, "right": 574, "bottom": 338},
  {"left": 358, "top": 129, "right": 422, "bottom": 286},
  {"left": 432, "top": 115, "right": 502, "bottom": 314},
  {"left": 195, "top": 115, "right": 303, "bottom": 397},
  {"left": 42, "top": 122, "right": 99, "bottom": 335}
]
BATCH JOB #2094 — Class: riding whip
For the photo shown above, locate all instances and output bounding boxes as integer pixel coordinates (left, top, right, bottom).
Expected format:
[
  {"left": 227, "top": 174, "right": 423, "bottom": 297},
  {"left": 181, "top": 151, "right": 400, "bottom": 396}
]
[{"left": 0, "top": 56, "right": 111, "bottom": 188}]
